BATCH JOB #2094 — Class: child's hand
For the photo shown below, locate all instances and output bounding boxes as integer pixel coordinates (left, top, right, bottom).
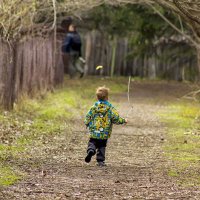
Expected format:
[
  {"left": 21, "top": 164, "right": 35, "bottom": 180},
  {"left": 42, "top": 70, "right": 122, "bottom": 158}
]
[{"left": 125, "top": 119, "right": 128, "bottom": 124}]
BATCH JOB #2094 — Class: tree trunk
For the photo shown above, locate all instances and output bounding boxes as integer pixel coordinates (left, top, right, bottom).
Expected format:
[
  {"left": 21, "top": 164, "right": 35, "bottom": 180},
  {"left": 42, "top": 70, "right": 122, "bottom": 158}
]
[
  {"left": 197, "top": 47, "right": 200, "bottom": 80},
  {"left": 110, "top": 36, "right": 117, "bottom": 77},
  {"left": 84, "top": 32, "right": 92, "bottom": 75}
]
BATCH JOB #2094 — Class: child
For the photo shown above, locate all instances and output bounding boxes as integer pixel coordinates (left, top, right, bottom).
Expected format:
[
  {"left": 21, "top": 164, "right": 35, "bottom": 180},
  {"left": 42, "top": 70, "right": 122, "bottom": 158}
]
[{"left": 84, "top": 86, "right": 127, "bottom": 167}]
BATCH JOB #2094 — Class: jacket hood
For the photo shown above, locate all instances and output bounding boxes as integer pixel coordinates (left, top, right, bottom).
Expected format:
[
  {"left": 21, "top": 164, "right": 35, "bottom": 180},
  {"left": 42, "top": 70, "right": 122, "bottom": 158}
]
[{"left": 94, "top": 101, "right": 112, "bottom": 114}]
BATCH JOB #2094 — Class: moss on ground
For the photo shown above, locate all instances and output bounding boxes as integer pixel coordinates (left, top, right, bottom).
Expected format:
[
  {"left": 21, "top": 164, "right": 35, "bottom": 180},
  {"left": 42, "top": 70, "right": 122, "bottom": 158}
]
[
  {"left": 159, "top": 102, "right": 200, "bottom": 186},
  {"left": 0, "top": 77, "right": 127, "bottom": 186},
  {"left": 0, "top": 166, "right": 22, "bottom": 186}
]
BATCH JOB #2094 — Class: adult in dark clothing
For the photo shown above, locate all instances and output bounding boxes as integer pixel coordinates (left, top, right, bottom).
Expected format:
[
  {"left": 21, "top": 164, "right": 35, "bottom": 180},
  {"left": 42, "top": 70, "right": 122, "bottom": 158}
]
[{"left": 62, "top": 24, "right": 85, "bottom": 78}]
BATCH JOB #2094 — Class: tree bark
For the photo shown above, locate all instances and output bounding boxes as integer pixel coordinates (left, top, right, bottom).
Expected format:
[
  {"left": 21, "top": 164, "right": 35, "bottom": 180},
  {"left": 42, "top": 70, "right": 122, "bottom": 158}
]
[
  {"left": 84, "top": 32, "right": 92, "bottom": 76},
  {"left": 197, "top": 47, "right": 200, "bottom": 80},
  {"left": 110, "top": 36, "right": 117, "bottom": 77}
]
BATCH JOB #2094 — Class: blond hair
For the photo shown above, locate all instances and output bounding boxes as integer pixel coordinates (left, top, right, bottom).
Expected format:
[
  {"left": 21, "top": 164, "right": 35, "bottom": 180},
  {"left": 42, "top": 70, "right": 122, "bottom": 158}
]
[{"left": 96, "top": 86, "right": 109, "bottom": 101}]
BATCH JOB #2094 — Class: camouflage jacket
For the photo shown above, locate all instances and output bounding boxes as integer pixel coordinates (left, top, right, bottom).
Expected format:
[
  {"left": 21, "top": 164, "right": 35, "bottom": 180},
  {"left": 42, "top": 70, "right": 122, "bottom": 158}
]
[{"left": 84, "top": 100, "right": 126, "bottom": 139}]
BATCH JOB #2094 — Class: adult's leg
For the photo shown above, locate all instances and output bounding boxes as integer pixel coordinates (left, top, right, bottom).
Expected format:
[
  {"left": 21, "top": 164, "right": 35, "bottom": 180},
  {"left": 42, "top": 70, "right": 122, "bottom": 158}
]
[
  {"left": 73, "top": 52, "right": 84, "bottom": 77},
  {"left": 75, "top": 58, "right": 84, "bottom": 74},
  {"left": 68, "top": 53, "right": 77, "bottom": 78}
]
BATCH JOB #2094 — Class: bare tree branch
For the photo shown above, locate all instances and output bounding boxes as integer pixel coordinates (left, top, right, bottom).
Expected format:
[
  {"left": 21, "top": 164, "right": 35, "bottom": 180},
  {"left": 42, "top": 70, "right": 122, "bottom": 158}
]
[{"left": 146, "top": 1, "right": 200, "bottom": 49}]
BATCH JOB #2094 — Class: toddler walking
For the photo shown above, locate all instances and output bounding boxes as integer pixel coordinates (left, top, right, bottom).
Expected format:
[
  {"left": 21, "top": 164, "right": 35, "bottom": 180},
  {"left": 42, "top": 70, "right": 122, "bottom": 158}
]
[{"left": 84, "top": 86, "right": 127, "bottom": 166}]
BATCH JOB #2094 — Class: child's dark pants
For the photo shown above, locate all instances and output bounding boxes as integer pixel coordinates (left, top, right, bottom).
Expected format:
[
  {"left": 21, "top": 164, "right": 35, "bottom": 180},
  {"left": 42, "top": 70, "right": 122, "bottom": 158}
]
[{"left": 87, "top": 138, "right": 107, "bottom": 162}]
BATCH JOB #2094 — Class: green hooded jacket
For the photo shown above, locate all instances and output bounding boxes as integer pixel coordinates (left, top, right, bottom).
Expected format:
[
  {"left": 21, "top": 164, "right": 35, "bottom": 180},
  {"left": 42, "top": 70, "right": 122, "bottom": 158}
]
[{"left": 84, "top": 100, "right": 126, "bottom": 139}]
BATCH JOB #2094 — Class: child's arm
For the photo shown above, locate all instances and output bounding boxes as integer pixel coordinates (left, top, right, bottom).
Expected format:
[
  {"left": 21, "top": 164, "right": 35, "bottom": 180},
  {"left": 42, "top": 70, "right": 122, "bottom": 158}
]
[
  {"left": 111, "top": 107, "right": 127, "bottom": 124},
  {"left": 84, "top": 106, "right": 95, "bottom": 127}
]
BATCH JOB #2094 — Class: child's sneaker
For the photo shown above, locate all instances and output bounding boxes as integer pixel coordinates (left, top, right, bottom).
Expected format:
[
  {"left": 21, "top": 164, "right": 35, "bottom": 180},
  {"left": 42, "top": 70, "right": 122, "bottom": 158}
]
[
  {"left": 97, "top": 161, "right": 106, "bottom": 167},
  {"left": 85, "top": 151, "right": 93, "bottom": 163}
]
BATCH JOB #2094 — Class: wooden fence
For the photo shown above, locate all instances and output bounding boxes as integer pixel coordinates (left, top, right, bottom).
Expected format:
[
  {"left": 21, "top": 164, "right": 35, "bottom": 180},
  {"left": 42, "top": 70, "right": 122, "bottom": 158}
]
[
  {"left": 0, "top": 30, "right": 198, "bottom": 109},
  {"left": 0, "top": 35, "right": 64, "bottom": 110},
  {"left": 82, "top": 30, "right": 198, "bottom": 80}
]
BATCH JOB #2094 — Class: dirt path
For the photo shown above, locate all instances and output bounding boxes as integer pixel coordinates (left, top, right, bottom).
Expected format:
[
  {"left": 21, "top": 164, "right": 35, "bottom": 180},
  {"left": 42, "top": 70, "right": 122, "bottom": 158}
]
[{"left": 1, "top": 82, "right": 200, "bottom": 199}]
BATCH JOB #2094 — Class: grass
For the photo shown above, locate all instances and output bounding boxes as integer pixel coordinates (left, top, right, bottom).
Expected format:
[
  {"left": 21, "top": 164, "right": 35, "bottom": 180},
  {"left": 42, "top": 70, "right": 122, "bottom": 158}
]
[
  {"left": 0, "top": 77, "right": 128, "bottom": 186},
  {"left": 0, "top": 166, "right": 22, "bottom": 186},
  {"left": 159, "top": 102, "right": 200, "bottom": 186},
  {"left": 1, "top": 77, "right": 199, "bottom": 188}
]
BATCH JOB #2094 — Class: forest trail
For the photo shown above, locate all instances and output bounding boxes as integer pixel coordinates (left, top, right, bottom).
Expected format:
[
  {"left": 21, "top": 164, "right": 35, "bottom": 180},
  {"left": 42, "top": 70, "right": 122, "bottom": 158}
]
[{"left": 1, "top": 81, "right": 200, "bottom": 200}]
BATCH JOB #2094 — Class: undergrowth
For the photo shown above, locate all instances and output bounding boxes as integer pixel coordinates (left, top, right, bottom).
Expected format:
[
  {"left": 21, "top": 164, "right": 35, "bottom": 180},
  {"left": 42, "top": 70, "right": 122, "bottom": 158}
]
[
  {"left": 0, "top": 77, "right": 127, "bottom": 186},
  {"left": 159, "top": 102, "right": 200, "bottom": 186}
]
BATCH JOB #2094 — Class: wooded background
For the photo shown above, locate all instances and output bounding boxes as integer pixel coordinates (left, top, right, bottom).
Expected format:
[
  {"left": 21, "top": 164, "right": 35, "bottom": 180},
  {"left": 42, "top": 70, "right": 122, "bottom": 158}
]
[{"left": 0, "top": 0, "right": 200, "bottom": 109}]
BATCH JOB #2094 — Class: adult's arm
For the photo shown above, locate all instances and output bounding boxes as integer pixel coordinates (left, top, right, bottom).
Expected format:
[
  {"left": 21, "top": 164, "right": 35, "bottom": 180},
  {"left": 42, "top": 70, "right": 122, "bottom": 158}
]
[{"left": 62, "top": 34, "right": 72, "bottom": 53}]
